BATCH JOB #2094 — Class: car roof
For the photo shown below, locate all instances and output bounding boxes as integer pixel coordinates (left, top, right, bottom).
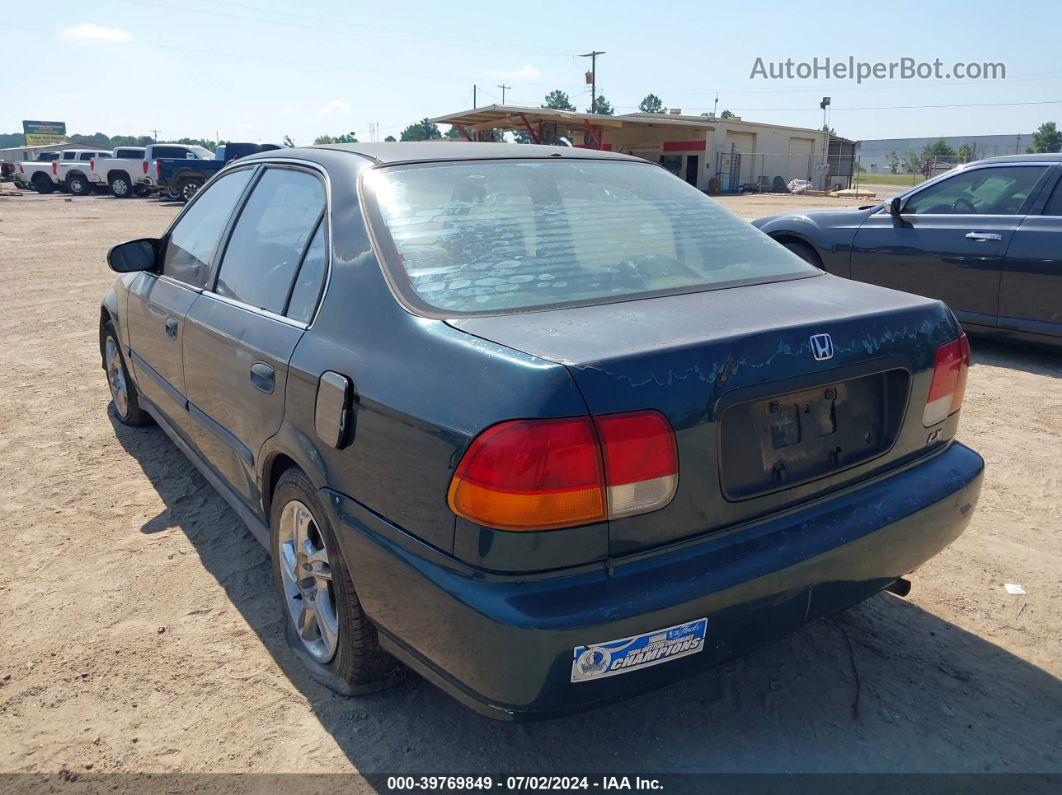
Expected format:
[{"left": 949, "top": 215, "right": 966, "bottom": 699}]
[
  {"left": 973, "top": 153, "right": 1062, "bottom": 164},
  {"left": 251, "top": 141, "right": 643, "bottom": 165}
]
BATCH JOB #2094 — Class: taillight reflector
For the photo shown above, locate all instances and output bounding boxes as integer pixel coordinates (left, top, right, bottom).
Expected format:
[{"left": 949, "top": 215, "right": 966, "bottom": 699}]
[
  {"left": 447, "top": 411, "right": 678, "bottom": 532},
  {"left": 923, "top": 333, "right": 971, "bottom": 426}
]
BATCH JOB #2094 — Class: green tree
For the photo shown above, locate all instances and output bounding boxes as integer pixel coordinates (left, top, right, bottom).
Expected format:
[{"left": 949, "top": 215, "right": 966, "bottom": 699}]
[
  {"left": 399, "top": 119, "right": 442, "bottom": 142},
  {"left": 901, "top": 149, "right": 924, "bottom": 175},
  {"left": 1028, "top": 121, "right": 1062, "bottom": 153},
  {"left": 445, "top": 125, "right": 463, "bottom": 139},
  {"left": 921, "top": 138, "right": 956, "bottom": 161},
  {"left": 955, "top": 142, "right": 980, "bottom": 163},
  {"left": 886, "top": 150, "right": 900, "bottom": 174},
  {"left": 638, "top": 94, "right": 666, "bottom": 114},
  {"left": 542, "top": 90, "right": 576, "bottom": 111},
  {"left": 587, "top": 94, "right": 614, "bottom": 115},
  {"left": 282, "top": 135, "right": 296, "bottom": 147},
  {"left": 314, "top": 131, "right": 357, "bottom": 145},
  {"left": 384, "top": 135, "right": 397, "bottom": 142}
]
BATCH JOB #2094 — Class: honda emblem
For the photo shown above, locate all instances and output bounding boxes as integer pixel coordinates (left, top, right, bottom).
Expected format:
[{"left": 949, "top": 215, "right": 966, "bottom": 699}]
[{"left": 810, "top": 333, "right": 834, "bottom": 361}]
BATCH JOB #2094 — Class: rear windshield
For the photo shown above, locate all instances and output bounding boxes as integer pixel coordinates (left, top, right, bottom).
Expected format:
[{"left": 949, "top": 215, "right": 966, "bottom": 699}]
[{"left": 362, "top": 159, "right": 816, "bottom": 315}]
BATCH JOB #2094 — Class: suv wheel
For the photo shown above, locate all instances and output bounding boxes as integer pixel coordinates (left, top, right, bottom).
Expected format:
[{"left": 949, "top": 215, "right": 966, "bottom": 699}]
[
  {"left": 101, "top": 322, "right": 151, "bottom": 426},
  {"left": 269, "top": 468, "right": 399, "bottom": 695},
  {"left": 109, "top": 174, "right": 131, "bottom": 197}
]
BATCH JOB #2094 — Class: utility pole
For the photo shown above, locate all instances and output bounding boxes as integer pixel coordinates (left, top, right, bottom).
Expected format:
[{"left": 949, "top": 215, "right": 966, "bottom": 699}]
[
  {"left": 497, "top": 84, "right": 511, "bottom": 105},
  {"left": 473, "top": 85, "right": 477, "bottom": 109},
  {"left": 579, "top": 50, "right": 605, "bottom": 113},
  {"left": 150, "top": 128, "right": 160, "bottom": 143}
]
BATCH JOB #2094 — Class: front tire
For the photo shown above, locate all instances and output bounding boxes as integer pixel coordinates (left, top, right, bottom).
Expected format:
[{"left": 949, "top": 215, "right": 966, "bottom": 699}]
[
  {"left": 269, "top": 468, "right": 398, "bottom": 695},
  {"left": 102, "top": 322, "right": 151, "bottom": 426},
  {"left": 781, "top": 240, "right": 824, "bottom": 269}
]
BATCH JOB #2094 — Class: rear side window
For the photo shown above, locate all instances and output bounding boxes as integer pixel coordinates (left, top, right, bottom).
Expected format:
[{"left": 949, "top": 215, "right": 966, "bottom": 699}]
[
  {"left": 162, "top": 168, "right": 254, "bottom": 288},
  {"left": 285, "top": 222, "right": 327, "bottom": 323},
  {"left": 115, "top": 148, "right": 142, "bottom": 159},
  {"left": 362, "top": 159, "right": 815, "bottom": 315},
  {"left": 1043, "top": 178, "right": 1062, "bottom": 216},
  {"left": 214, "top": 168, "right": 325, "bottom": 314}
]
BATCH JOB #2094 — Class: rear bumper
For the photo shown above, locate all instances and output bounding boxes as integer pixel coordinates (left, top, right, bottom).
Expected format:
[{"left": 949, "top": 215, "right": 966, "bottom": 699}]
[{"left": 322, "top": 441, "right": 983, "bottom": 721}]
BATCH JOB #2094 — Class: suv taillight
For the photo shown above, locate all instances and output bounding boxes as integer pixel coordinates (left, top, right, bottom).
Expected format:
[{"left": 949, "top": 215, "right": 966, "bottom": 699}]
[
  {"left": 923, "top": 333, "right": 970, "bottom": 426},
  {"left": 447, "top": 411, "right": 678, "bottom": 532}
]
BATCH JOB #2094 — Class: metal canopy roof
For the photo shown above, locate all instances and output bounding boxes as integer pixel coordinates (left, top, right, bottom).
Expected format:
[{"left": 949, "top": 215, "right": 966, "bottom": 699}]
[{"left": 429, "top": 104, "right": 716, "bottom": 134}]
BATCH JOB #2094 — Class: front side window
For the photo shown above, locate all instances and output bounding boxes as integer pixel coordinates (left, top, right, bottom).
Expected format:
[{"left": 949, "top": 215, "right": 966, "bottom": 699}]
[
  {"left": 162, "top": 168, "right": 254, "bottom": 288},
  {"left": 904, "top": 165, "right": 1047, "bottom": 215},
  {"left": 214, "top": 168, "right": 325, "bottom": 314},
  {"left": 362, "top": 159, "right": 816, "bottom": 315}
]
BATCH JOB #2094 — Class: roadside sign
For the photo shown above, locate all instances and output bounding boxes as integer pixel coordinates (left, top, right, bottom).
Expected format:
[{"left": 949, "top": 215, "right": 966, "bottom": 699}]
[{"left": 23, "top": 120, "right": 67, "bottom": 147}]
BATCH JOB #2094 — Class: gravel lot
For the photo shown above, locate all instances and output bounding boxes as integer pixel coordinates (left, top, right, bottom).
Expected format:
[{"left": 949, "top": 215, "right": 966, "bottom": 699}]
[{"left": 0, "top": 188, "right": 1059, "bottom": 778}]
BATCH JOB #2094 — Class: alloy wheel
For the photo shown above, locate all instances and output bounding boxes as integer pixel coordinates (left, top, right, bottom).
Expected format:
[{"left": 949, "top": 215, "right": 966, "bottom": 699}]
[
  {"left": 104, "top": 337, "right": 129, "bottom": 418},
  {"left": 277, "top": 499, "right": 339, "bottom": 662}
]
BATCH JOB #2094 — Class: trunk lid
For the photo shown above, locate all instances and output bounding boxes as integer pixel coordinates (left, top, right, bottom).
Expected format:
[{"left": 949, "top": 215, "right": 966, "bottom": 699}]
[{"left": 449, "top": 273, "right": 961, "bottom": 556}]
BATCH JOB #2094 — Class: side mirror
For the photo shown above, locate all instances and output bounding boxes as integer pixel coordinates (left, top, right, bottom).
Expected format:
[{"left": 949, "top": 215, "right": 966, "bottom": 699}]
[
  {"left": 107, "top": 238, "right": 159, "bottom": 273},
  {"left": 888, "top": 196, "right": 903, "bottom": 216}
]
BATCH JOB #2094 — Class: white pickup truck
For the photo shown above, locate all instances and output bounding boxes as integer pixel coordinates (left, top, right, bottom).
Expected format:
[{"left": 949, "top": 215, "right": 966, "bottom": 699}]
[
  {"left": 18, "top": 149, "right": 110, "bottom": 194},
  {"left": 97, "top": 142, "right": 211, "bottom": 197},
  {"left": 86, "top": 146, "right": 148, "bottom": 197}
]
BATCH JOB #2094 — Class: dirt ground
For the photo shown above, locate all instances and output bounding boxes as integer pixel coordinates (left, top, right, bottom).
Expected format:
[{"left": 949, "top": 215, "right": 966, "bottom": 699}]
[{"left": 0, "top": 187, "right": 1059, "bottom": 778}]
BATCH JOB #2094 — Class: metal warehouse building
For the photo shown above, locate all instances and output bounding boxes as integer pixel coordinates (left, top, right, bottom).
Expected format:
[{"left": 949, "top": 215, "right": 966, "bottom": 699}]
[
  {"left": 856, "top": 133, "right": 1035, "bottom": 173},
  {"left": 430, "top": 105, "right": 854, "bottom": 192}
]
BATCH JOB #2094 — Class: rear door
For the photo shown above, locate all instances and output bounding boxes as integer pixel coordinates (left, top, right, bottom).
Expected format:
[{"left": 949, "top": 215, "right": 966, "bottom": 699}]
[
  {"left": 182, "top": 165, "right": 327, "bottom": 507},
  {"left": 124, "top": 167, "right": 256, "bottom": 440},
  {"left": 998, "top": 166, "right": 1062, "bottom": 340},
  {"left": 850, "top": 163, "right": 1052, "bottom": 328}
]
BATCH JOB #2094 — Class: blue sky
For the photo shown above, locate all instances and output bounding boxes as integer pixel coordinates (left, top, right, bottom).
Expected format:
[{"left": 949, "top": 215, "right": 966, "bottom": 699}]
[{"left": 3, "top": 0, "right": 1059, "bottom": 144}]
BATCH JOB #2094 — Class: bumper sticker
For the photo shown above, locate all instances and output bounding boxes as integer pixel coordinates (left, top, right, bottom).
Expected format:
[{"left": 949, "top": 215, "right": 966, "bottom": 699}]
[{"left": 570, "top": 617, "right": 708, "bottom": 683}]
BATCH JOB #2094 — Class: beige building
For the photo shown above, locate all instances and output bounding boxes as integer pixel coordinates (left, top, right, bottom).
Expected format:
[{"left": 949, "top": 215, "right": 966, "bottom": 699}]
[{"left": 429, "top": 105, "right": 854, "bottom": 191}]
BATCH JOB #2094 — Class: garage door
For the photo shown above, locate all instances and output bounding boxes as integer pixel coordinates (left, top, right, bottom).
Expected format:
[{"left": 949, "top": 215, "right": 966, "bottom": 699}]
[
  {"left": 789, "top": 137, "right": 816, "bottom": 181},
  {"left": 725, "top": 131, "right": 756, "bottom": 185}
]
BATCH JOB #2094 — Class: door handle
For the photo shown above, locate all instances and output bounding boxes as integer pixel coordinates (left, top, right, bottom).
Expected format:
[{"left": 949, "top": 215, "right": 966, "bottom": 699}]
[
  {"left": 965, "top": 232, "right": 1002, "bottom": 242},
  {"left": 165, "top": 317, "right": 179, "bottom": 337},
  {"left": 250, "top": 362, "right": 275, "bottom": 393}
]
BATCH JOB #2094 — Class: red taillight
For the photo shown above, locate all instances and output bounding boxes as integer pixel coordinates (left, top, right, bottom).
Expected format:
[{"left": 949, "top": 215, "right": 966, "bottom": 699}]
[
  {"left": 143, "top": 160, "right": 150, "bottom": 174},
  {"left": 923, "top": 333, "right": 971, "bottom": 426},
  {"left": 90, "top": 158, "right": 95, "bottom": 171},
  {"left": 595, "top": 411, "right": 679, "bottom": 519},
  {"left": 447, "top": 411, "right": 678, "bottom": 532},
  {"left": 51, "top": 162, "right": 57, "bottom": 176}
]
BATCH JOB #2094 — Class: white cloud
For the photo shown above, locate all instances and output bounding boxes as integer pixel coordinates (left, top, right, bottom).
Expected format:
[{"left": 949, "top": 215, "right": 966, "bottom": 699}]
[
  {"left": 487, "top": 64, "right": 542, "bottom": 81},
  {"left": 61, "top": 24, "right": 131, "bottom": 43},
  {"left": 319, "top": 100, "right": 351, "bottom": 116}
]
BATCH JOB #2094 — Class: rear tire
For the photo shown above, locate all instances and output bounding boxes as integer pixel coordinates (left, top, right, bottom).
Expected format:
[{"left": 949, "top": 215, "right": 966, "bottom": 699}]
[
  {"left": 781, "top": 240, "right": 823, "bottom": 269},
  {"left": 67, "top": 174, "right": 90, "bottom": 196},
  {"left": 109, "top": 174, "right": 132, "bottom": 198},
  {"left": 32, "top": 175, "right": 54, "bottom": 194},
  {"left": 179, "top": 178, "right": 204, "bottom": 202},
  {"left": 269, "top": 467, "right": 400, "bottom": 695},
  {"left": 101, "top": 322, "right": 151, "bottom": 426}
]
